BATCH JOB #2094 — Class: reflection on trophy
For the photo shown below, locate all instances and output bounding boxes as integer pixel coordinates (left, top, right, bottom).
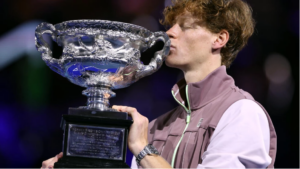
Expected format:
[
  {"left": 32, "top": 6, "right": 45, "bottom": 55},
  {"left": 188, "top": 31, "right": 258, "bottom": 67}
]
[{"left": 35, "top": 20, "right": 170, "bottom": 168}]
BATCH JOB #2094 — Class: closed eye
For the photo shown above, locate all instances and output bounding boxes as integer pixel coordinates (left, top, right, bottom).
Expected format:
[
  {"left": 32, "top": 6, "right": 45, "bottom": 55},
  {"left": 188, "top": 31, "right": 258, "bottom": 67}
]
[
  {"left": 179, "top": 22, "right": 194, "bottom": 30},
  {"left": 180, "top": 25, "right": 193, "bottom": 31}
]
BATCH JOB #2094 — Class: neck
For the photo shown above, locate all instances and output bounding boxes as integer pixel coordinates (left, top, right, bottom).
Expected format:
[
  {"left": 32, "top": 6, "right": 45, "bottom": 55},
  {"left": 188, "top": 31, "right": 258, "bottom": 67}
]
[{"left": 183, "top": 57, "right": 221, "bottom": 84}]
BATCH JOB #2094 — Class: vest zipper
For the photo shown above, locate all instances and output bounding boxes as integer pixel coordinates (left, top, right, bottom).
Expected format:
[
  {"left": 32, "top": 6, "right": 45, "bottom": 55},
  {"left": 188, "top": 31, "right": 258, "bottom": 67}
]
[{"left": 171, "top": 85, "right": 191, "bottom": 168}]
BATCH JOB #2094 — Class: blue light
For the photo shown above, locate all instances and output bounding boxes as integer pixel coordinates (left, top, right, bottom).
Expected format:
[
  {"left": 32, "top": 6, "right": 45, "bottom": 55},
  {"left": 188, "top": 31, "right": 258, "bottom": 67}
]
[
  {"left": 103, "top": 68, "right": 118, "bottom": 73},
  {"left": 67, "top": 64, "right": 118, "bottom": 77},
  {"left": 67, "top": 64, "right": 84, "bottom": 77},
  {"left": 84, "top": 66, "right": 101, "bottom": 72}
]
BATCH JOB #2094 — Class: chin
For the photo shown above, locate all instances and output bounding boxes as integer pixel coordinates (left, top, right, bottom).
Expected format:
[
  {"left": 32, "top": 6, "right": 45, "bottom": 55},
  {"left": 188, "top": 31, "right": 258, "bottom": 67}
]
[
  {"left": 165, "top": 61, "right": 175, "bottom": 68},
  {"left": 165, "top": 57, "right": 175, "bottom": 67},
  {"left": 165, "top": 58, "right": 183, "bottom": 69}
]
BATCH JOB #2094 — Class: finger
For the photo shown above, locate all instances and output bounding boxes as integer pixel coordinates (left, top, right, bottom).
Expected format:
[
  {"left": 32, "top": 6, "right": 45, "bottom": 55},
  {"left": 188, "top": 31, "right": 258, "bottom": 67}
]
[
  {"left": 112, "top": 105, "right": 121, "bottom": 112},
  {"left": 41, "top": 153, "right": 62, "bottom": 169},
  {"left": 112, "top": 105, "right": 142, "bottom": 121},
  {"left": 41, "top": 159, "right": 52, "bottom": 169},
  {"left": 41, "top": 159, "right": 49, "bottom": 168},
  {"left": 56, "top": 152, "right": 63, "bottom": 159},
  {"left": 47, "top": 158, "right": 56, "bottom": 169},
  {"left": 112, "top": 105, "right": 125, "bottom": 112},
  {"left": 112, "top": 105, "right": 129, "bottom": 113},
  {"left": 120, "top": 106, "right": 140, "bottom": 120}
]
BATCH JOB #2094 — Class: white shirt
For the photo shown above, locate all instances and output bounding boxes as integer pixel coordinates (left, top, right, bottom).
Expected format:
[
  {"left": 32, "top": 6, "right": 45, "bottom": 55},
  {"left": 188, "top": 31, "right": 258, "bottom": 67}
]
[{"left": 131, "top": 99, "right": 271, "bottom": 168}]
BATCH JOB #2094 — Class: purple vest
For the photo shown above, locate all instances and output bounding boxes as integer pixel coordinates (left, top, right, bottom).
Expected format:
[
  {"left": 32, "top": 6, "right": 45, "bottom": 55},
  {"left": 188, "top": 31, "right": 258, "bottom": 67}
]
[{"left": 148, "top": 66, "right": 277, "bottom": 168}]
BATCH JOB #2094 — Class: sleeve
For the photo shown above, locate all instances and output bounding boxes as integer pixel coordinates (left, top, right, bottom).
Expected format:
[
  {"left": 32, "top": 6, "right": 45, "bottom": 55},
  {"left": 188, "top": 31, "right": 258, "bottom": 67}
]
[
  {"left": 197, "top": 99, "right": 272, "bottom": 169},
  {"left": 131, "top": 156, "right": 138, "bottom": 169}
]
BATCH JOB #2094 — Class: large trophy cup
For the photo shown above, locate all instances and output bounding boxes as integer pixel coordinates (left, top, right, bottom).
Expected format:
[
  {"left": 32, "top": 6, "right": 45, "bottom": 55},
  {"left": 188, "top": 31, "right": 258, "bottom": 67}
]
[{"left": 35, "top": 20, "right": 170, "bottom": 168}]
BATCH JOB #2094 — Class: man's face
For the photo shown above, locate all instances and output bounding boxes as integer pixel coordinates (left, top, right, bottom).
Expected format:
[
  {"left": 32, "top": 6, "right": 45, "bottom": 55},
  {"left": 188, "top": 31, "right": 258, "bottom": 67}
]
[{"left": 165, "top": 14, "right": 217, "bottom": 71}]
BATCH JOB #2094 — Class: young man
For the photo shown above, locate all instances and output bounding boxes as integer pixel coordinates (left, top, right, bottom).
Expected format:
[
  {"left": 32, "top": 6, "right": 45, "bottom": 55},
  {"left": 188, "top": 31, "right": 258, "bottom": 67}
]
[{"left": 42, "top": 0, "right": 277, "bottom": 168}]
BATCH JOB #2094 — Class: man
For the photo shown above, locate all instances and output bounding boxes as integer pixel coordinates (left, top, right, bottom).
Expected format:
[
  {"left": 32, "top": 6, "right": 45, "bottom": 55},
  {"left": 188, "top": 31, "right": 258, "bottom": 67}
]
[{"left": 42, "top": 0, "right": 277, "bottom": 168}]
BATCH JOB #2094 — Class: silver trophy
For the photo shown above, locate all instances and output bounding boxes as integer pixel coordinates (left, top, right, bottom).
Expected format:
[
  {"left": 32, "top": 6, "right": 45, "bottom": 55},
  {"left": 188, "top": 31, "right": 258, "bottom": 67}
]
[{"left": 35, "top": 20, "right": 170, "bottom": 168}]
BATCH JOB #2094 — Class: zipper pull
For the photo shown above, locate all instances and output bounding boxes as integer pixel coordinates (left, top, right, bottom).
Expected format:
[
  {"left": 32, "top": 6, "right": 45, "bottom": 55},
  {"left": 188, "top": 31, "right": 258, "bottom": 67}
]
[{"left": 186, "top": 112, "right": 191, "bottom": 123}]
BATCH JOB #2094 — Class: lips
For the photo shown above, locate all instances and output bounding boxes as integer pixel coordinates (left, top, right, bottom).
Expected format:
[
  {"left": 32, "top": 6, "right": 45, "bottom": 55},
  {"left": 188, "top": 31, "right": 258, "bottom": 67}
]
[{"left": 170, "top": 45, "right": 176, "bottom": 51}]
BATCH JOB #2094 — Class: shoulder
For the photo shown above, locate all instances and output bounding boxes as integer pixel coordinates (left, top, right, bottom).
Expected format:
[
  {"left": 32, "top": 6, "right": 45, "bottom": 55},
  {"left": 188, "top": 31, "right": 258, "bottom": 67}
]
[
  {"left": 224, "top": 99, "right": 267, "bottom": 120},
  {"left": 212, "top": 99, "right": 270, "bottom": 141},
  {"left": 202, "top": 100, "right": 272, "bottom": 168}
]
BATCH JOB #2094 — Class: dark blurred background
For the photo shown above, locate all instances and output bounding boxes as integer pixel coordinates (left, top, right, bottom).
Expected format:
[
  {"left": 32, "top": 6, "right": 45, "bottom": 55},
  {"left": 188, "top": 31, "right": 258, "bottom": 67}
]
[{"left": 0, "top": 0, "right": 298, "bottom": 168}]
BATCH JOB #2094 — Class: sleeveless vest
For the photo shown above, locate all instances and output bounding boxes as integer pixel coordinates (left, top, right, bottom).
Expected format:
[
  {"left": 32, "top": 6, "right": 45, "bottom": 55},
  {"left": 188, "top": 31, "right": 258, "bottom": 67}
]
[{"left": 148, "top": 66, "right": 277, "bottom": 168}]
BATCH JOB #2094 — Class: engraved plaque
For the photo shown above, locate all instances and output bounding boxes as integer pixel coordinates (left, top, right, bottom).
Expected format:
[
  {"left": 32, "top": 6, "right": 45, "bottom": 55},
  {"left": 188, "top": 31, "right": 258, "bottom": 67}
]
[{"left": 67, "top": 124, "right": 125, "bottom": 160}]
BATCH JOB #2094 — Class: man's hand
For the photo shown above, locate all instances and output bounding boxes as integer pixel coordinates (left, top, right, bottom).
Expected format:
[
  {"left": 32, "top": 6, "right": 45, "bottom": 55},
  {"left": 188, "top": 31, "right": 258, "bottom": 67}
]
[
  {"left": 41, "top": 152, "right": 63, "bottom": 169},
  {"left": 112, "top": 105, "right": 149, "bottom": 156}
]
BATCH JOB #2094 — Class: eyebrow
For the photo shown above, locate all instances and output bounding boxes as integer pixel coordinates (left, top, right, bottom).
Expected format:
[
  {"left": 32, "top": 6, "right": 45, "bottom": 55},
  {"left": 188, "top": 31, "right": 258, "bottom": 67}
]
[
  {"left": 177, "top": 15, "right": 193, "bottom": 22},
  {"left": 175, "top": 14, "right": 198, "bottom": 24},
  {"left": 178, "top": 19, "right": 198, "bottom": 28}
]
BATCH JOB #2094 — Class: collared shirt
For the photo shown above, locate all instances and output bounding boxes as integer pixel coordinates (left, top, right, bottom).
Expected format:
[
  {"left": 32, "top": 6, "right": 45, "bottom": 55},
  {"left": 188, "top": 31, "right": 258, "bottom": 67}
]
[{"left": 131, "top": 99, "right": 271, "bottom": 168}]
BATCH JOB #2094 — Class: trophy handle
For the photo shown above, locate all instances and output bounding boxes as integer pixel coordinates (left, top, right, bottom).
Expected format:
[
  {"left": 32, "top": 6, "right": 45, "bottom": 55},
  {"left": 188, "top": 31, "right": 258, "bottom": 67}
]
[
  {"left": 136, "top": 31, "right": 170, "bottom": 79},
  {"left": 35, "top": 22, "right": 64, "bottom": 76}
]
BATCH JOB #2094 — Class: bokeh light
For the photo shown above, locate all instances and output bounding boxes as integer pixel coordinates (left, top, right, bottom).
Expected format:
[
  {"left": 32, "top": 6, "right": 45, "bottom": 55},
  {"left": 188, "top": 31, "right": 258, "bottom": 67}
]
[
  {"left": 264, "top": 53, "right": 291, "bottom": 84},
  {"left": 264, "top": 53, "right": 294, "bottom": 112}
]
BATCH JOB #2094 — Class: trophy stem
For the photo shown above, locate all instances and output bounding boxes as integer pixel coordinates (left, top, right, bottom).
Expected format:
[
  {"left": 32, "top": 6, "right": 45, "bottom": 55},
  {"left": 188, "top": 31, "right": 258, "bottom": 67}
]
[{"left": 82, "top": 85, "right": 116, "bottom": 111}]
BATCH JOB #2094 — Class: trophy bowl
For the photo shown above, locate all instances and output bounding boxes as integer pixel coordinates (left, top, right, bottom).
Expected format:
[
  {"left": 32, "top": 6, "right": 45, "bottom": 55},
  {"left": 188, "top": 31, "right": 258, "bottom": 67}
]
[{"left": 35, "top": 20, "right": 170, "bottom": 111}]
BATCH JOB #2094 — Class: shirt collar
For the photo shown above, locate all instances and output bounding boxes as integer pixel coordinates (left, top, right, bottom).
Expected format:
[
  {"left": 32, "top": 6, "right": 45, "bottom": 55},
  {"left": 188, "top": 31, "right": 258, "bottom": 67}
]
[{"left": 171, "top": 66, "right": 235, "bottom": 110}]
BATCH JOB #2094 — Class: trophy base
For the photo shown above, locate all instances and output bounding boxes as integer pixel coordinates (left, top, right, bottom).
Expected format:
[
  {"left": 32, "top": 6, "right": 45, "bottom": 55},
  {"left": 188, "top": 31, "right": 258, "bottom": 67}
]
[
  {"left": 54, "top": 158, "right": 129, "bottom": 168},
  {"left": 55, "top": 108, "right": 132, "bottom": 168}
]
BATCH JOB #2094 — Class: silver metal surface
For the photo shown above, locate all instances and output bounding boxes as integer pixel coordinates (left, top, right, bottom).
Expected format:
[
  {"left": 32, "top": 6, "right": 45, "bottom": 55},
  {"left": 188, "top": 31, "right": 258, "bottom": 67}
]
[{"left": 35, "top": 20, "right": 170, "bottom": 111}]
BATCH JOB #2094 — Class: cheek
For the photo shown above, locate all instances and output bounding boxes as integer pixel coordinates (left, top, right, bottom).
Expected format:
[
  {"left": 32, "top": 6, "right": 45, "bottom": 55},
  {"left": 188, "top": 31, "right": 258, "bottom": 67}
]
[{"left": 188, "top": 34, "right": 212, "bottom": 54}]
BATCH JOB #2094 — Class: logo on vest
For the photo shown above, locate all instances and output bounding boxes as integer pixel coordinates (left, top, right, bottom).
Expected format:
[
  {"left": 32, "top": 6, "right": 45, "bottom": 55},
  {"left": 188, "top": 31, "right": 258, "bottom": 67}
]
[{"left": 197, "top": 118, "right": 204, "bottom": 127}]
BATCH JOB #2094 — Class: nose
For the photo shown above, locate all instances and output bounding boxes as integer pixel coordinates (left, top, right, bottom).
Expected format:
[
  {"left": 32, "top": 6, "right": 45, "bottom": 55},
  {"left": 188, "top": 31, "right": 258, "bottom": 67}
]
[{"left": 166, "top": 24, "right": 178, "bottom": 39}]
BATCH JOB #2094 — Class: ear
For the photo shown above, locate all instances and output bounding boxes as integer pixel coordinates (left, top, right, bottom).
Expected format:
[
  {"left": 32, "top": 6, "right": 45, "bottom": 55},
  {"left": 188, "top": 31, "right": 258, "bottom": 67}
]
[{"left": 212, "top": 30, "right": 229, "bottom": 50}]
